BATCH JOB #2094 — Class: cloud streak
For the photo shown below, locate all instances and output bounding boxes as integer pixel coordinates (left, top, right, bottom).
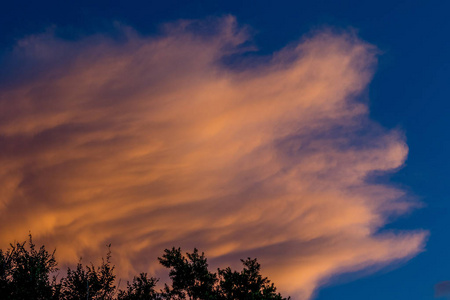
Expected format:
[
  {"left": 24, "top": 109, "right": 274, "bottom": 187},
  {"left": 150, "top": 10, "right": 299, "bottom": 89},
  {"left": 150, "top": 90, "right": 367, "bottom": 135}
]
[
  {"left": 0, "top": 17, "right": 425, "bottom": 299},
  {"left": 436, "top": 281, "right": 450, "bottom": 298}
]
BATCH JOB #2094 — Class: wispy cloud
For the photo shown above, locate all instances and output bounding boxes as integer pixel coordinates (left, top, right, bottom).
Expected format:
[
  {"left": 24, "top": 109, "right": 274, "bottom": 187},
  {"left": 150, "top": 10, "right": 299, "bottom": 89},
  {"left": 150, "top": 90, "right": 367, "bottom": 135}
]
[
  {"left": 0, "top": 16, "right": 426, "bottom": 299},
  {"left": 436, "top": 281, "right": 450, "bottom": 298}
]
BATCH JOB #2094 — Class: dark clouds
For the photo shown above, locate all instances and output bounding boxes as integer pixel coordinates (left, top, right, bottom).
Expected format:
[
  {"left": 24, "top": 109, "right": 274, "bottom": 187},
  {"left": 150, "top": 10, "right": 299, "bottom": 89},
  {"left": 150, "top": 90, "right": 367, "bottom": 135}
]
[{"left": 436, "top": 281, "right": 450, "bottom": 298}]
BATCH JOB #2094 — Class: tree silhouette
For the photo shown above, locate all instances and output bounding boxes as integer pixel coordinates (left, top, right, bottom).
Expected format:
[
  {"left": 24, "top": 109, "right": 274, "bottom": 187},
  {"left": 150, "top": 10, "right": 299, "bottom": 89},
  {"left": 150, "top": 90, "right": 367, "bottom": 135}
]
[
  {"left": 0, "top": 236, "right": 289, "bottom": 300},
  {"left": 0, "top": 234, "right": 59, "bottom": 300},
  {"left": 61, "top": 245, "right": 115, "bottom": 300},
  {"left": 117, "top": 273, "right": 160, "bottom": 300},
  {"left": 158, "top": 248, "right": 289, "bottom": 300},
  {"left": 217, "top": 258, "right": 287, "bottom": 300},
  {"left": 159, "top": 247, "right": 218, "bottom": 300}
]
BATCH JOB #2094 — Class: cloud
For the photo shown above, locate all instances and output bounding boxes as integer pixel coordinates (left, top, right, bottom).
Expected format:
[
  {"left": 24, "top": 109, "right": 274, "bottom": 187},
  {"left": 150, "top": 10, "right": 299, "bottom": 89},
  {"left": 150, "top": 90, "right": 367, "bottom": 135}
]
[
  {"left": 0, "top": 16, "right": 426, "bottom": 299},
  {"left": 436, "top": 281, "right": 450, "bottom": 298}
]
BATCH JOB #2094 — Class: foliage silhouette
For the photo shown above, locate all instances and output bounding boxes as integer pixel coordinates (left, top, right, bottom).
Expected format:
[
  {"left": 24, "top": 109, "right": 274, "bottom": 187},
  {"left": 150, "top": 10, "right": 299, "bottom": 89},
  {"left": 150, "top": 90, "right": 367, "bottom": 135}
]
[
  {"left": 61, "top": 245, "right": 115, "bottom": 300},
  {"left": 159, "top": 247, "right": 218, "bottom": 300},
  {"left": 0, "top": 234, "right": 59, "bottom": 300},
  {"left": 117, "top": 273, "right": 160, "bottom": 300},
  {"left": 0, "top": 236, "right": 289, "bottom": 300},
  {"left": 217, "top": 258, "right": 287, "bottom": 300}
]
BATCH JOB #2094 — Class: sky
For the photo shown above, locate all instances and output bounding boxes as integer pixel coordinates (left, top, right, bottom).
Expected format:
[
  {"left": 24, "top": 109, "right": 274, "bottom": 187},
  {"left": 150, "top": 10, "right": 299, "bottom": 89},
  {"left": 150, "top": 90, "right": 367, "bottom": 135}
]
[{"left": 0, "top": 1, "right": 449, "bottom": 299}]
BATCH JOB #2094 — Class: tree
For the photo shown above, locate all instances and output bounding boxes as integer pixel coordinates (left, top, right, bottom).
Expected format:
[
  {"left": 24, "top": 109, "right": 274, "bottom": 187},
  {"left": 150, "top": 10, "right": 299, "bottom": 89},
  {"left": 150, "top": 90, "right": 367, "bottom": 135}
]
[
  {"left": 61, "top": 245, "right": 116, "bottom": 300},
  {"left": 0, "top": 246, "right": 13, "bottom": 298},
  {"left": 158, "top": 248, "right": 289, "bottom": 300},
  {"left": 217, "top": 258, "right": 288, "bottom": 300},
  {"left": 0, "top": 236, "right": 290, "bottom": 300},
  {"left": 117, "top": 273, "right": 160, "bottom": 300},
  {"left": 0, "top": 234, "right": 59, "bottom": 300},
  {"left": 158, "top": 247, "right": 218, "bottom": 300}
]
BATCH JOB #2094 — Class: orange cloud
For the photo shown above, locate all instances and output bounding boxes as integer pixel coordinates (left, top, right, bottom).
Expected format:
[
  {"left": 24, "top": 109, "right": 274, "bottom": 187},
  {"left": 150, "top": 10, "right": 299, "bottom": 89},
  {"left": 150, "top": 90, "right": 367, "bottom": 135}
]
[{"left": 0, "top": 17, "right": 426, "bottom": 299}]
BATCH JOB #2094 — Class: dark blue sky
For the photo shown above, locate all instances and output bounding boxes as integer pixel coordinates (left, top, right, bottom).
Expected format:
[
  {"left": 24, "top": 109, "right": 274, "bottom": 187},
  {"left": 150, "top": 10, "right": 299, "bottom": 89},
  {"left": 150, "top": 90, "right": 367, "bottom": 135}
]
[{"left": 2, "top": 1, "right": 449, "bottom": 299}]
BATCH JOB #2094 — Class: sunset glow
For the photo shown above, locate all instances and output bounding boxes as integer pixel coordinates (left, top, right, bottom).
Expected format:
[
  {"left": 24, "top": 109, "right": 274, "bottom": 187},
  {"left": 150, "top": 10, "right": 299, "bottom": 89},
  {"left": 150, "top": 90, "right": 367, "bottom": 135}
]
[{"left": 0, "top": 17, "right": 428, "bottom": 299}]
